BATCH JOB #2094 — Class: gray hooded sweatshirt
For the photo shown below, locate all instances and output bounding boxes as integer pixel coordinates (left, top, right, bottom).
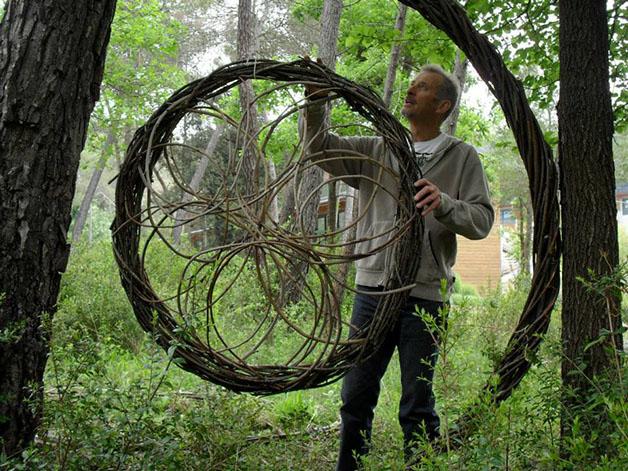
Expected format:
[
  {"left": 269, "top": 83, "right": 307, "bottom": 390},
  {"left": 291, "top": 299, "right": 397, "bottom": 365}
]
[{"left": 303, "top": 103, "right": 494, "bottom": 302}]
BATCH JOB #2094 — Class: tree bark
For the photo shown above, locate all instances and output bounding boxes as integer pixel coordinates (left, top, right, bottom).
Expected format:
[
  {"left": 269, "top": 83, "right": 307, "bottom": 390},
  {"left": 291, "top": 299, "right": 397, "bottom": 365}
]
[
  {"left": 514, "top": 196, "right": 532, "bottom": 276},
  {"left": 268, "top": 158, "right": 279, "bottom": 223},
  {"left": 443, "top": 49, "right": 468, "bottom": 136},
  {"left": 283, "top": 0, "right": 342, "bottom": 305},
  {"left": 71, "top": 131, "right": 115, "bottom": 244},
  {"left": 333, "top": 186, "right": 357, "bottom": 304},
  {"left": 173, "top": 124, "right": 224, "bottom": 244},
  {"left": 237, "top": 0, "right": 259, "bottom": 199},
  {"left": 0, "top": 0, "right": 117, "bottom": 455},
  {"left": 318, "top": 0, "right": 343, "bottom": 236},
  {"left": 558, "top": 0, "right": 622, "bottom": 455},
  {"left": 279, "top": 170, "right": 296, "bottom": 225},
  {"left": 382, "top": 3, "right": 408, "bottom": 109}
]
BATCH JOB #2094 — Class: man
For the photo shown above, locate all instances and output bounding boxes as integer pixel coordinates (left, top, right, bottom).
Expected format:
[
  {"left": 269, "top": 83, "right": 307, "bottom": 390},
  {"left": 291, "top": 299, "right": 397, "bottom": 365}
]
[{"left": 303, "top": 64, "right": 494, "bottom": 470}]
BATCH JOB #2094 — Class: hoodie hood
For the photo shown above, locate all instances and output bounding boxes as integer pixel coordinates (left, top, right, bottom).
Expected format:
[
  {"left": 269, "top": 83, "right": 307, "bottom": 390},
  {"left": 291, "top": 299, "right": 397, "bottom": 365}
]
[{"left": 418, "top": 134, "right": 463, "bottom": 175}]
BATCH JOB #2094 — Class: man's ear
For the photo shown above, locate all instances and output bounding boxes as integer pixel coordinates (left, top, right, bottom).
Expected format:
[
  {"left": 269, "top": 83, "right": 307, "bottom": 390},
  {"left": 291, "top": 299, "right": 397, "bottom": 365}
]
[{"left": 436, "top": 99, "right": 452, "bottom": 116}]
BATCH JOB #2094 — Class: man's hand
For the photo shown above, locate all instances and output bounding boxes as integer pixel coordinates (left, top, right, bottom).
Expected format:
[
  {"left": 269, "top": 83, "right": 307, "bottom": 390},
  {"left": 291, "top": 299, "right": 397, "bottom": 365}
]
[
  {"left": 414, "top": 178, "right": 441, "bottom": 216},
  {"left": 303, "top": 55, "right": 329, "bottom": 100}
]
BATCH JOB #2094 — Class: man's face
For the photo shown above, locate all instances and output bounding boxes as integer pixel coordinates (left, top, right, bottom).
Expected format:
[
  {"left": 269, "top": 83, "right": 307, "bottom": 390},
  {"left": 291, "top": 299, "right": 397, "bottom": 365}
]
[{"left": 401, "top": 71, "right": 447, "bottom": 122}]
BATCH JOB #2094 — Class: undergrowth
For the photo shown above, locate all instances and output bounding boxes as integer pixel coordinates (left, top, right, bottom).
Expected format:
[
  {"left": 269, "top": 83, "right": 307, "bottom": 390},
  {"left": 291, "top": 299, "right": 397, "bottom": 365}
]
[{"left": 1, "top": 242, "right": 626, "bottom": 470}]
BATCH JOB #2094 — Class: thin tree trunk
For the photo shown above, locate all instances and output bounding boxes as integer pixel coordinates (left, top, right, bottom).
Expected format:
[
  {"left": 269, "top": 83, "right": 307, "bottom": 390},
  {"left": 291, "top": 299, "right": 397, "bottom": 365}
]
[
  {"left": 318, "top": 0, "right": 343, "bottom": 236},
  {"left": 72, "top": 131, "right": 115, "bottom": 244},
  {"left": 279, "top": 168, "right": 295, "bottom": 225},
  {"left": 558, "top": 0, "right": 622, "bottom": 456},
  {"left": 326, "top": 174, "right": 337, "bottom": 233},
  {"left": 333, "top": 186, "right": 357, "bottom": 304},
  {"left": 0, "top": 0, "right": 117, "bottom": 455},
  {"left": 237, "top": 0, "right": 259, "bottom": 199},
  {"left": 443, "top": 49, "right": 468, "bottom": 136},
  {"left": 514, "top": 196, "right": 531, "bottom": 276},
  {"left": 268, "top": 159, "right": 279, "bottom": 223},
  {"left": 284, "top": 0, "right": 342, "bottom": 305},
  {"left": 523, "top": 198, "right": 533, "bottom": 274},
  {"left": 173, "top": 124, "right": 224, "bottom": 244},
  {"left": 382, "top": 3, "right": 408, "bottom": 108}
]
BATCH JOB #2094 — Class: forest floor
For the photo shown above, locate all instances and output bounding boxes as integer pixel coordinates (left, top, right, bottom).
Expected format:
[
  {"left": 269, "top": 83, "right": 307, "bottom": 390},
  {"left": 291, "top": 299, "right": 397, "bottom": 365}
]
[{"left": 3, "top": 240, "right": 626, "bottom": 470}]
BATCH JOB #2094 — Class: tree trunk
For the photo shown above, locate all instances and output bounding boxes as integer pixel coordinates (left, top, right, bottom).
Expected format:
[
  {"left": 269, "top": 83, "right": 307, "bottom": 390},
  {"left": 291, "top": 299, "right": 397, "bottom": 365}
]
[
  {"left": 326, "top": 174, "right": 337, "bottom": 233},
  {"left": 0, "top": 0, "right": 117, "bottom": 456},
  {"left": 333, "top": 186, "right": 358, "bottom": 304},
  {"left": 382, "top": 3, "right": 408, "bottom": 108},
  {"left": 279, "top": 164, "right": 296, "bottom": 225},
  {"left": 514, "top": 196, "right": 532, "bottom": 276},
  {"left": 283, "top": 0, "right": 342, "bottom": 305},
  {"left": 268, "top": 159, "right": 279, "bottom": 223},
  {"left": 72, "top": 131, "right": 115, "bottom": 244},
  {"left": 318, "top": 0, "right": 343, "bottom": 237},
  {"left": 237, "top": 0, "right": 259, "bottom": 199},
  {"left": 558, "top": 0, "right": 622, "bottom": 455},
  {"left": 332, "top": 3, "right": 409, "bottom": 305},
  {"left": 443, "top": 49, "right": 468, "bottom": 136},
  {"left": 173, "top": 124, "right": 224, "bottom": 244}
]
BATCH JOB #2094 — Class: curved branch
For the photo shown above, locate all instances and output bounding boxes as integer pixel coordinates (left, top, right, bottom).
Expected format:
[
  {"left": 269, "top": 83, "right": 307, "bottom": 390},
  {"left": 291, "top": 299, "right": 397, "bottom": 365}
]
[{"left": 399, "top": 0, "right": 561, "bottom": 446}]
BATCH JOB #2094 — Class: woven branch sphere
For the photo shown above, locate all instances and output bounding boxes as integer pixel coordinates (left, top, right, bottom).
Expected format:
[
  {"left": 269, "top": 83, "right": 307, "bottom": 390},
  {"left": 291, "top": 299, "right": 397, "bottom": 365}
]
[{"left": 111, "top": 59, "right": 424, "bottom": 394}]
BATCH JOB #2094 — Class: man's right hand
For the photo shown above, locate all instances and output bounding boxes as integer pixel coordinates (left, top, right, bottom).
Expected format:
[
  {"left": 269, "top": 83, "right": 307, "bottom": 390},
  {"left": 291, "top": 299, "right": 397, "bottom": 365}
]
[{"left": 303, "top": 56, "right": 329, "bottom": 100}]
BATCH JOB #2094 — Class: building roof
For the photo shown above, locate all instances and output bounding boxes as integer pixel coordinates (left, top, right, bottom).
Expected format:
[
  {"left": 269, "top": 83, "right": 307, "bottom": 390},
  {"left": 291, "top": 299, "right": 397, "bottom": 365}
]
[{"left": 617, "top": 182, "right": 628, "bottom": 195}]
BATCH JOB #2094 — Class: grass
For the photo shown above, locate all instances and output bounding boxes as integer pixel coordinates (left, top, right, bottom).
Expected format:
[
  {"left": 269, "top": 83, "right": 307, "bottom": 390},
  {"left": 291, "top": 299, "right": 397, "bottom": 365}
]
[{"left": 2, "top": 240, "right": 626, "bottom": 470}]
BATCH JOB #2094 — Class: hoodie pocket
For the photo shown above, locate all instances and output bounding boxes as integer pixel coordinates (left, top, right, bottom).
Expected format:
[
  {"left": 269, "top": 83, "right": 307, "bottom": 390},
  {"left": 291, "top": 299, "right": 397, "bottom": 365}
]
[
  {"left": 416, "top": 229, "right": 445, "bottom": 284},
  {"left": 355, "top": 220, "right": 394, "bottom": 272}
]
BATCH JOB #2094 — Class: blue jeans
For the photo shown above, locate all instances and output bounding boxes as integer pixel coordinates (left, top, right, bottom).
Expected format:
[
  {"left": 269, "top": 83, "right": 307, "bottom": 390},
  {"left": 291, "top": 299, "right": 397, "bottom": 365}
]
[{"left": 336, "top": 286, "right": 443, "bottom": 470}]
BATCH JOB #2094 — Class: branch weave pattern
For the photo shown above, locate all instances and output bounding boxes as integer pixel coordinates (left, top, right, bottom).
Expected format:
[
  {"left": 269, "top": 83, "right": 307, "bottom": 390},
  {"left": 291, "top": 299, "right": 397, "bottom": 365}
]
[{"left": 112, "top": 59, "right": 423, "bottom": 394}]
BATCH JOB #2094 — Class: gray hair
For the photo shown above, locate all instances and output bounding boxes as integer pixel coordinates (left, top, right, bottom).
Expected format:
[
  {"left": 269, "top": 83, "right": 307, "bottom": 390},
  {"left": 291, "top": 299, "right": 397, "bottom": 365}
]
[{"left": 420, "top": 64, "right": 460, "bottom": 121}]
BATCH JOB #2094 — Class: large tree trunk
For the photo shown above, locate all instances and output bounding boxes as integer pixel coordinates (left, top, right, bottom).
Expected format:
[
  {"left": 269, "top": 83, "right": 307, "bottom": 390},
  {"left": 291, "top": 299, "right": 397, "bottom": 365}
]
[
  {"left": 443, "top": 49, "right": 468, "bottom": 136},
  {"left": 0, "top": 0, "right": 117, "bottom": 456},
  {"left": 284, "top": 0, "right": 342, "bottom": 305},
  {"left": 71, "top": 131, "right": 115, "bottom": 244},
  {"left": 558, "top": 0, "right": 622, "bottom": 455},
  {"left": 382, "top": 3, "right": 408, "bottom": 109},
  {"left": 279, "top": 158, "right": 296, "bottom": 225}
]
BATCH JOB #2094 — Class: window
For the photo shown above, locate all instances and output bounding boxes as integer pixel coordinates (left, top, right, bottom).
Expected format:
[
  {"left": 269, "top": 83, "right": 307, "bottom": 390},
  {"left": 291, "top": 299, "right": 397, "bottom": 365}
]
[
  {"left": 622, "top": 198, "right": 628, "bottom": 216},
  {"left": 500, "top": 208, "right": 516, "bottom": 225},
  {"left": 316, "top": 215, "right": 327, "bottom": 234},
  {"left": 337, "top": 210, "right": 346, "bottom": 229}
]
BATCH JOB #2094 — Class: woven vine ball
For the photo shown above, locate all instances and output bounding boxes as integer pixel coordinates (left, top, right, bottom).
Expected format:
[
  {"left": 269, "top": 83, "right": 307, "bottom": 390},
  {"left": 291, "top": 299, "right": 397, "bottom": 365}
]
[{"left": 111, "top": 59, "right": 424, "bottom": 394}]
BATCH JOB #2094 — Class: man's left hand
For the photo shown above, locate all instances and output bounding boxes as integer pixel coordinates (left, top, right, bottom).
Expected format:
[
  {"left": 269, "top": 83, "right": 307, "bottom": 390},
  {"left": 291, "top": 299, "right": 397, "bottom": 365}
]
[{"left": 413, "top": 178, "right": 441, "bottom": 216}]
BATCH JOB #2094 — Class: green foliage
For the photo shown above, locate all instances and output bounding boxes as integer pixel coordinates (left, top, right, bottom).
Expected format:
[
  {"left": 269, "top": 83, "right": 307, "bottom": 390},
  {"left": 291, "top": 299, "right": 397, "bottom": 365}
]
[
  {"left": 86, "top": 0, "right": 188, "bottom": 159},
  {"left": 274, "top": 391, "right": 315, "bottom": 429},
  {"left": 292, "top": 0, "right": 456, "bottom": 97},
  {"left": 466, "top": 0, "right": 627, "bottom": 131},
  {"left": 455, "top": 107, "right": 492, "bottom": 147},
  {"left": 7, "top": 1, "right": 627, "bottom": 467},
  {"left": 451, "top": 275, "right": 479, "bottom": 300},
  {"left": 4, "top": 240, "right": 624, "bottom": 469},
  {"left": 55, "top": 240, "right": 144, "bottom": 352}
]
